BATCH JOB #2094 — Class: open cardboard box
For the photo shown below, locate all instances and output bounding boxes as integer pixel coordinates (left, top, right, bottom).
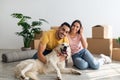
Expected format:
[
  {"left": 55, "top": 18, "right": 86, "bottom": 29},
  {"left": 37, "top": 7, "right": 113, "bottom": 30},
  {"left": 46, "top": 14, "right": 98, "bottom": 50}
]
[{"left": 92, "top": 25, "right": 112, "bottom": 39}]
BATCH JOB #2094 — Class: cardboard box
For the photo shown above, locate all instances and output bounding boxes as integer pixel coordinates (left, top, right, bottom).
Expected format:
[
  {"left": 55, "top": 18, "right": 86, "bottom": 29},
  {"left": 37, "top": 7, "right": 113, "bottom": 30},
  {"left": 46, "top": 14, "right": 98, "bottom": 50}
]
[
  {"left": 92, "top": 25, "right": 112, "bottom": 39},
  {"left": 31, "top": 39, "right": 40, "bottom": 50},
  {"left": 87, "top": 38, "right": 113, "bottom": 56},
  {"left": 51, "top": 26, "right": 59, "bottom": 29},
  {"left": 113, "top": 39, "right": 120, "bottom": 48},
  {"left": 34, "top": 31, "right": 43, "bottom": 39},
  {"left": 112, "top": 48, "right": 120, "bottom": 61}
]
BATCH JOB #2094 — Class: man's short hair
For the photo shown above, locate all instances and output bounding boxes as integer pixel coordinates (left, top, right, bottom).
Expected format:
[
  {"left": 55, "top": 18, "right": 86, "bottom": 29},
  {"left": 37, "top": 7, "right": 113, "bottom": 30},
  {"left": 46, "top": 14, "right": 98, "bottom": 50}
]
[{"left": 60, "top": 22, "right": 71, "bottom": 29}]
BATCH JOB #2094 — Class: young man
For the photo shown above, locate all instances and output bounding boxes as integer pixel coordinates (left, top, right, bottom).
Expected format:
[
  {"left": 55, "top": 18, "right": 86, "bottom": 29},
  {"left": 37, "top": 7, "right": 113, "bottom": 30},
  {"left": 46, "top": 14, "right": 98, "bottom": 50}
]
[{"left": 32, "top": 22, "right": 71, "bottom": 64}]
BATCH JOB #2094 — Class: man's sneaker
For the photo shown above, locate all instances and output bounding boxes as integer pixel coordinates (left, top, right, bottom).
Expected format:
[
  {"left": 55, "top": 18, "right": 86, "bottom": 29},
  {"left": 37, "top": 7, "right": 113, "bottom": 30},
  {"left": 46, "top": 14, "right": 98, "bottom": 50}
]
[{"left": 100, "top": 54, "right": 112, "bottom": 64}]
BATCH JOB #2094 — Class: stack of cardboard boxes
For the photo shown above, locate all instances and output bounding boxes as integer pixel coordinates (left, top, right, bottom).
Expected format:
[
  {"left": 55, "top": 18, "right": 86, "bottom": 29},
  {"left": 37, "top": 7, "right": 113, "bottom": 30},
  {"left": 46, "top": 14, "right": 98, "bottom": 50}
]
[{"left": 87, "top": 25, "right": 113, "bottom": 57}]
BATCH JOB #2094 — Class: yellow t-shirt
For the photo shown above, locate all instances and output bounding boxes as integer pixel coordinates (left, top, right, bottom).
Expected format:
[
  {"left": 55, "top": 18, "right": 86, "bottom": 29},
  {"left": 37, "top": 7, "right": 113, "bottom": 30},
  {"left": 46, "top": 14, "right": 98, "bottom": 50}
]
[{"left": 40, "top": 29, "right": 69, "bottom": 50}]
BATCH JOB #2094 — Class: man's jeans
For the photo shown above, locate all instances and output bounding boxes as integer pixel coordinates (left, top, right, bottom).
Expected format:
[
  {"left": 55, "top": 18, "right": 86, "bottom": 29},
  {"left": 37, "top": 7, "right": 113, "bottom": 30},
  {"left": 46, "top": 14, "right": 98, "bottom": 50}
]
[{"left": 72, "top": 49, "right": 100, "bottom": 70}]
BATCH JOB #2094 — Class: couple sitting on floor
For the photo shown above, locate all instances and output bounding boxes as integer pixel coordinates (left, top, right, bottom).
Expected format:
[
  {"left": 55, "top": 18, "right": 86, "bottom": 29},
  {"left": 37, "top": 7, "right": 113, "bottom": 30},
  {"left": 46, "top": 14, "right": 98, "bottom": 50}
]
[{"left": 32, "top": 19, "right": 112, "bottom": 70}]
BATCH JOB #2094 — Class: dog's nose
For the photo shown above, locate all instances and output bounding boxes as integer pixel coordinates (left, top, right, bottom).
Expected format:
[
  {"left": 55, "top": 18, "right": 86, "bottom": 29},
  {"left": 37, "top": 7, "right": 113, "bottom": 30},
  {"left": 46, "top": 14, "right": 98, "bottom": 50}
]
[{"left": 64, "top": 46, "right": 67, "bottom": 50}]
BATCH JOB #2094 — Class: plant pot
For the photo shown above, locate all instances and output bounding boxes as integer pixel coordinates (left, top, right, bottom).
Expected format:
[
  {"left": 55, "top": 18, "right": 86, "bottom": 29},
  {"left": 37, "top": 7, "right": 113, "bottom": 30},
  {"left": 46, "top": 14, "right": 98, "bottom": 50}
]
[{"left": 21, "top": 47, "right": 31, "bottom": 51}]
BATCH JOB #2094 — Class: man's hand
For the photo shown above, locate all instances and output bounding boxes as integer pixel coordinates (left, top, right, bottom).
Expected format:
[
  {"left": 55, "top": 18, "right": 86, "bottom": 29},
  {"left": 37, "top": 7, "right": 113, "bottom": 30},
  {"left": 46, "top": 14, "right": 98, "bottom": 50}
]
[{"left": 38, "top": 53, "right": 47, "bottom": 64}]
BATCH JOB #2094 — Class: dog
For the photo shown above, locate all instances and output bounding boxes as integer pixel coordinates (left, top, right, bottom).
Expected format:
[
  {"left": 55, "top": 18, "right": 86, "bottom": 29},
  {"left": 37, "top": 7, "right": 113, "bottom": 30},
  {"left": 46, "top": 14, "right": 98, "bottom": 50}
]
[{"left": 14, "top": 43, "right": 81, "bottom": 80}]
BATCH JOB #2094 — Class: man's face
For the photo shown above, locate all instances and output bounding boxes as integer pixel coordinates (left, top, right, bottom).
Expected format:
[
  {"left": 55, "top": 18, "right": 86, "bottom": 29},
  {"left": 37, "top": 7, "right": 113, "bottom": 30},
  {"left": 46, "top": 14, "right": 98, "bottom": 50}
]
[{"left": 57, "top": 25, "right": 70, "bottom": 39}]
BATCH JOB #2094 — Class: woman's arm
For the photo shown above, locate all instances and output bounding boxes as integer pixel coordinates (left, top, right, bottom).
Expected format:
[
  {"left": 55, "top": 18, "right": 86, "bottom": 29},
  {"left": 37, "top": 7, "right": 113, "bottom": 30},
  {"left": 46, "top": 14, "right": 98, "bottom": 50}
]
[{"left": 80, "top": 27, "right": 88, "bottom": 48}]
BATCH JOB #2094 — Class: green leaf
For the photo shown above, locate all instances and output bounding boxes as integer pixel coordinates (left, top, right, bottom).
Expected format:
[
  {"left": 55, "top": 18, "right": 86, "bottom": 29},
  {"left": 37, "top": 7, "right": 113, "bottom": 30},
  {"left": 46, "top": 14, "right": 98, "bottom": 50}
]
[
  {"left": 18, "top": 22, "right": 31, "bottom": 29},
  {"left": 31, "top": 28, "right": 41, "bottom": 33},
  {"left": 23, "top": 16, "right": 31, "bottom": 19},
  {"left": 11, "top": 13, "right": 23, "bottom": 19},
  {"left": 39, "top": 19, "right": 49, "bottom": 23},
  {"left": 116, "top": 37, "right": 120, "bottom": 44},
  {"left": 31, "top": 21, "right": 42, "bottom": 26}
]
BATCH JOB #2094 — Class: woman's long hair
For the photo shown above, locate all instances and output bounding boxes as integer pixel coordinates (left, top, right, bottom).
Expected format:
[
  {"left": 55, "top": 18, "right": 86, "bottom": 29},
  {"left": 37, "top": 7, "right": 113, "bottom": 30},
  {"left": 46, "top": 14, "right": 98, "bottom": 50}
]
[{"left": 71, "top": 20, "right": 82, "bottom": 34}]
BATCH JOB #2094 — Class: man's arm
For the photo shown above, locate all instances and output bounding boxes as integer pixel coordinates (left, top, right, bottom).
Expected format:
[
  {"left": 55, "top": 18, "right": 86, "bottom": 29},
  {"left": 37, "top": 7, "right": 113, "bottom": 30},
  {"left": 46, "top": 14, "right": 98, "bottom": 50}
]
[{"left": 37, "top": 41, "right": 47, "bottom": 64}]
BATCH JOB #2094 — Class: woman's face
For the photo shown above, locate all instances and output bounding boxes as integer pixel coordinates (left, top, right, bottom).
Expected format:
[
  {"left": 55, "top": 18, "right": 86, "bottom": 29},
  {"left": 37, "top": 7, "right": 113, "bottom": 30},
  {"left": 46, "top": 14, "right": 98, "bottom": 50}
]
[{"left": 71, "top": 22, "right": 81, "bottom": 34}]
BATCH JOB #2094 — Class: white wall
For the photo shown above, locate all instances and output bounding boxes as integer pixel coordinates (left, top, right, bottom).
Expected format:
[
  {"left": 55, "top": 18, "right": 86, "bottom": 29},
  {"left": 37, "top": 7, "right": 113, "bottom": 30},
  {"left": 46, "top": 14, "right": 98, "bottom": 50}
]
[{"left": 1, "top": 0, "right": 120, "bottom": 49}]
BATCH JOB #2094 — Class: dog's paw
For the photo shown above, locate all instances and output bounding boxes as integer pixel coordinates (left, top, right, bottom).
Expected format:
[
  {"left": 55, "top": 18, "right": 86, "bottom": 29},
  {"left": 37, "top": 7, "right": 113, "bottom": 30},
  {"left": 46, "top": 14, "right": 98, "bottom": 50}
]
[
  {"left": 56, "top": 77, "right": 62, "bottom": 80},
  {"left": 20, "top": 75, "right": 29, "bottom": 80},
  {"left": 75, "top": 71, "right": 81, "bottom": 75},
  {"left": 72, "top": 69, "right": 81, "bottom": 75},
  {"left": 20, "top": 75, "right": 25, "bottom": 80}
]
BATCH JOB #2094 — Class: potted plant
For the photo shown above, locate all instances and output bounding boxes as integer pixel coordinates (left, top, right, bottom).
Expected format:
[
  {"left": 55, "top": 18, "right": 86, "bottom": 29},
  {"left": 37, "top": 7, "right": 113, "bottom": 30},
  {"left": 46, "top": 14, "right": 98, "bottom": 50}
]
[
  {"left": 11, "top": 13, "right": 48, "bottom": 51},
  {"left": 116, "top": 37, "right": 120, "bottom": 45}
]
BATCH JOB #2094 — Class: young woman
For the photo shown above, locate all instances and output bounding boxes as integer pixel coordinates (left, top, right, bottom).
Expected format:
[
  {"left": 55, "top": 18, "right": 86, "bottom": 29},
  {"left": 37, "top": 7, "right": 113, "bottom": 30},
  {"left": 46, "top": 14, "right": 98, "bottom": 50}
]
[{"left": 67, "top": 20, "right": 112, "bottom": 70}]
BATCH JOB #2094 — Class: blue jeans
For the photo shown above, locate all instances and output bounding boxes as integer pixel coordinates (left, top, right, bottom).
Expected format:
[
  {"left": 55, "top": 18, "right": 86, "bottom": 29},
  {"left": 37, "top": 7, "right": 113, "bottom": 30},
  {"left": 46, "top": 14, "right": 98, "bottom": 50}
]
[
  {"left": 32, "top": 50, "right": 52, "bottom": 59},
  {"left": 72, "top": 49, "right": 100, "bottom": 70}
]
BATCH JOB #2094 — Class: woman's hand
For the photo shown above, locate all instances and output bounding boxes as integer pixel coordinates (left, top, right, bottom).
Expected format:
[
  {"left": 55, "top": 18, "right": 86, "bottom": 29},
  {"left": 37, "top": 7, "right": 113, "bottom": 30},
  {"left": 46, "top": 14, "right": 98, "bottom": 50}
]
[
  {"left": 79, "top": 27, "right": 88, "bottom": 48},
  {"left": 80, "top": 27, "right": 84, "bottom": 35}
]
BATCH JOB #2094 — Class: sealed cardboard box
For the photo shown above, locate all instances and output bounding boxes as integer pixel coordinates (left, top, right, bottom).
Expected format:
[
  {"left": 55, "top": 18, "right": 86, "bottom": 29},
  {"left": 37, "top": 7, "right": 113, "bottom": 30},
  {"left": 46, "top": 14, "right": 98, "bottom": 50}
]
[
  {"left": 87, "top": 38, "right": 112, "bottom": 56},
  {"left": 31, "top": 39, "right": 40, "bottom": 50},
  {"left": 112, "top": 48, "right": 120, "bottom": 61},
  {"left": 92, "top": 25, "right": 112, "bottom": 39}
]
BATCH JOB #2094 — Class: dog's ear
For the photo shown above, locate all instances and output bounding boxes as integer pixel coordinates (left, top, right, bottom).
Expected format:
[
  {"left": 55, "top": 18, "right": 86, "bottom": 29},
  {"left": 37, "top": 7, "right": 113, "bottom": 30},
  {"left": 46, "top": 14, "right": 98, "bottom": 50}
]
[{"left": 55, "top": 44, "right": 62, "bottom": 52}]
